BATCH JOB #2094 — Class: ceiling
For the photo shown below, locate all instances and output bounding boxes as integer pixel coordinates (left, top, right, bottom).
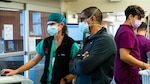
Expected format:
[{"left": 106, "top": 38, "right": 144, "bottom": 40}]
[
  {"left": 0, "top": 0, "right": 78, "bottom": 2},
  {"left": 62, "top": 0, "right": 77, "bottom": 2}
]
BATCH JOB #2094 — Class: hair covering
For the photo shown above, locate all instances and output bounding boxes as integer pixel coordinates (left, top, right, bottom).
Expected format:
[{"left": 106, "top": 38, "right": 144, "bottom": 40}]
[
  {"left": 47, "top": 13, "right": 66, "bottom": 25},
  {"left": 138, "top": 22, "right": 147, "bottom": 29}
]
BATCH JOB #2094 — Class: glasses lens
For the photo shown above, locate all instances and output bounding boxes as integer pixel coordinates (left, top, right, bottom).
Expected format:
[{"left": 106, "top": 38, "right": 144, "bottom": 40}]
[{"left": 47, "top": 23, "right": 56, "bottom": 26}]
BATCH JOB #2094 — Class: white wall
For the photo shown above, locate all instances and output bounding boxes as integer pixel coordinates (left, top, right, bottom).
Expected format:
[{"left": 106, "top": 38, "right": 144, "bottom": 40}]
[
  {"left": 1, "top": 0, "right": 150, "bottom": 14},
  {"left": 11, "top": 0, "right": 61, "bottom": 8},
  {"left": 61, "top": 1, "right": 68, "bottom": 13},
  {"left": 62, "top": 0, "right": 150, "bottom": 13},
  {"left": 7, "top": 0, "right": 61, "bottom": 12},
  {"left": 0, "top": 1, "right": 24, "bottom": 10}
]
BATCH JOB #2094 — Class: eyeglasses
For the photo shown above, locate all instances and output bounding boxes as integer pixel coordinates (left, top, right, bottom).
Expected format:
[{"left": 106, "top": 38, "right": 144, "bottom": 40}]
[
  {"left": 80, "top": 16, "right": 91, "bottom": 22},
  {"left": 47, "top": 22, "right": 56, "bottom": 26},
  {"left": 79, "top": 17, "right": 85, "bottom": 22}
]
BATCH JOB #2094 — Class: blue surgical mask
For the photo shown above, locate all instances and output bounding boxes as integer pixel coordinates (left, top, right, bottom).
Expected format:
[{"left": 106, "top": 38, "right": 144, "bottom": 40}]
[
  {"left": 79, "top": 22, "right": 89, "bottom": 33},
  {"left": 47, "top": 25, "right": 58, "bottom": 36}
]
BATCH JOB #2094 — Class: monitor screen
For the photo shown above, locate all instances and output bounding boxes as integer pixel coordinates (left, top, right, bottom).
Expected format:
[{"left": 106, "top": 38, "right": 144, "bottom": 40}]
[{"left": 67, "top": 24, "right": 83, "bottom": 41}]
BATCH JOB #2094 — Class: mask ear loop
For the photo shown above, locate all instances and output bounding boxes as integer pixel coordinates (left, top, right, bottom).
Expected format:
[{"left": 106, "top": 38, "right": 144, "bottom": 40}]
[
  {"left": 87, "top": 8, "right": 99, "bottom": 21},
  {"left": 87, "top": 8, "right": 102, "bottom": 27}
]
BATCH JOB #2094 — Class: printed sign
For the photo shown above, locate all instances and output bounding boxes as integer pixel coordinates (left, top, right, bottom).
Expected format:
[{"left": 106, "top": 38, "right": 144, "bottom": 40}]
[{"left": 4, "top": 24, "right": 13, "bottom": 40}]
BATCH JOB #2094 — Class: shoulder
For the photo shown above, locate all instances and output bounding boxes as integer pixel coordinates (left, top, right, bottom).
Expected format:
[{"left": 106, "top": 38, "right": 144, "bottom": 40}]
[
  {"left": 145, "top": 38, "right": 150, "bottom": 44},
  {"left": 145, "top": 39, "right": 150, "bottom": 52},
  {"left": 42, "top": 36, "right": 54, "bottom": 49},
  {"left": 44, "top": 36, "right": 54, "bottom": 41},
  {"left": 117, "top": 28, "right": 134, "bottom": 39},
  {"left": 43, "top": 36, "right": 54, "bottom": 44},
  {"left": 97, "top": 29, "right": 113, "bottom": 40},
  {"left": 118, "top": 25, "right": 133, "bottom": 34},
  {"left": 64, "top": 34, "right": 75, "bottom": 44}
]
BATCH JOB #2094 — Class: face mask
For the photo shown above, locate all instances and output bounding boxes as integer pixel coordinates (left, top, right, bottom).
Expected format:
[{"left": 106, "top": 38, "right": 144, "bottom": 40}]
[
  {"left": 79, "top": 22, "right": 89, "bottom": 33},
  {"left": 47, "top": 25, "right": 58, "bottom": 36},
  {"left": 132, "top": 19, "right": 142, "bottom": 28}
]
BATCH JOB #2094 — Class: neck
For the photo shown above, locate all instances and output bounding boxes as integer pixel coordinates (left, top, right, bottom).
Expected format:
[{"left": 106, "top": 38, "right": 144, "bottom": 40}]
[
  {"left": 137, "top": 31, "right": 146, "bottom": 36},
  {"left": 90, "top": 26, "right": 102, "bottom": 35},
  {"left": 54, "top": 33, "right": 64, "bottom": 41},
  {"left": 54, "top": 33, "right": 64, "bottom": 48},
  {"left": 124, "top": 19, "right": 132, "bottom": 26}
]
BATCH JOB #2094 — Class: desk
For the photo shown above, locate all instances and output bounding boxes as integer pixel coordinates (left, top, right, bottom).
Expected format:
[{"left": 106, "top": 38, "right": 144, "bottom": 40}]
[{"left": 0, "top": 74, "right": 33, "bottom": 84}]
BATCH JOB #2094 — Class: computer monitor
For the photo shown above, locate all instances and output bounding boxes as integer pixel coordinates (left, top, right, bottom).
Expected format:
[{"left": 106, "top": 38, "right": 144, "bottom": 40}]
[{"left": 67, "top": 24, "right": 83, "bottom": 42}]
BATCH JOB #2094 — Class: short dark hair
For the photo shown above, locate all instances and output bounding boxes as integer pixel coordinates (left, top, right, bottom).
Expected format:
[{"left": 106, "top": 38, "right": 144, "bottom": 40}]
[
  {"left": 125, "top": 5, "right": 145, "bottom": 20},
  {"left": 81, "top": 6, "right": 103, "bottom": 24},
  {"left": 137, "top": 22, "right": 147, "bottom": 32}
]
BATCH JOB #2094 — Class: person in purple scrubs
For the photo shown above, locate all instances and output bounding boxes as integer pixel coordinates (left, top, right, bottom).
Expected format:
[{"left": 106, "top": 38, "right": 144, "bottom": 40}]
[
  {"left": 114, "top": 5, "right": 150, "bottom": 84},
  {"left": 136, "top": 22, "right": 150, "bottom": 63}
]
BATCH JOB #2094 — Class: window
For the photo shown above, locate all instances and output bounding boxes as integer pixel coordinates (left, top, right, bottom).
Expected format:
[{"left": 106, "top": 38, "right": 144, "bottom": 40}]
[{"left": 0, "top": 10, "right": 24, "bottom": 53}]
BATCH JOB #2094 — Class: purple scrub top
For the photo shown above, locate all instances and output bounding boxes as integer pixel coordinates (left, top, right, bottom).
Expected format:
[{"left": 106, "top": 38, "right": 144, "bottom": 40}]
[
  {"left": 136, "top": 34, "right": 150, "bottom": 63},
  {"left": 114, "top": 25, "right": 141, "bottom": 84}
]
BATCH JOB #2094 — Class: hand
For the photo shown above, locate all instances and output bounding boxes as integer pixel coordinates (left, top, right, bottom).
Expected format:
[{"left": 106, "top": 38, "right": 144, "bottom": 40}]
[
  {"left": 60, "top": 78, "right": 66, "bottom": 84},
  {"left": 1, "top": 69, "right": 18, "bottom": 76},
  {"left": 142, "top": 63, "right": 150, "bottom": 69},
  {"left": 83, "top": 51, "right": 89, "bottom": 59},
  {"left": 146, "top": 64, "right": 150, "bottom": 69}
]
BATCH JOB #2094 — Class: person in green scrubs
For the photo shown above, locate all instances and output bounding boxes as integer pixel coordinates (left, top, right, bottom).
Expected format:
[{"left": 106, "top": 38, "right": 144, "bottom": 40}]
[{"left": 1, "top": 13, "right": 80, "bottom": 84}]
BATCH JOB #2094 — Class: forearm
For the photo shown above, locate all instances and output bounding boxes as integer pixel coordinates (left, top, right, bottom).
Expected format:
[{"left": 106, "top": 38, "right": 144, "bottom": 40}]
[
  {"left": 120, "top": 48, "right": 150, "bottom": 69},
  {"left": 123, "top": 54, "right": 149, "bottom": 68},
  {"left": 16, "top": 59, "right": 37, "bottom": 73}
]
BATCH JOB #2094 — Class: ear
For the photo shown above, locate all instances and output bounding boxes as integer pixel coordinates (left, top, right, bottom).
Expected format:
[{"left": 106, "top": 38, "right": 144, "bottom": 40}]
[
  {"left": 146, "top": 28, "right": 148, "bottom": 32},
  {"left": 90, "top": 16, "right": 96, "bottom": 24},
  {"left": 60, "top": 22, "right": 65, "bottom": 27},
  {"left": 91, "top": 16, "right": 96, "bottom": 21},
  {"left": 128, "top": 14, "right": 133, "bottom": 20}
]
